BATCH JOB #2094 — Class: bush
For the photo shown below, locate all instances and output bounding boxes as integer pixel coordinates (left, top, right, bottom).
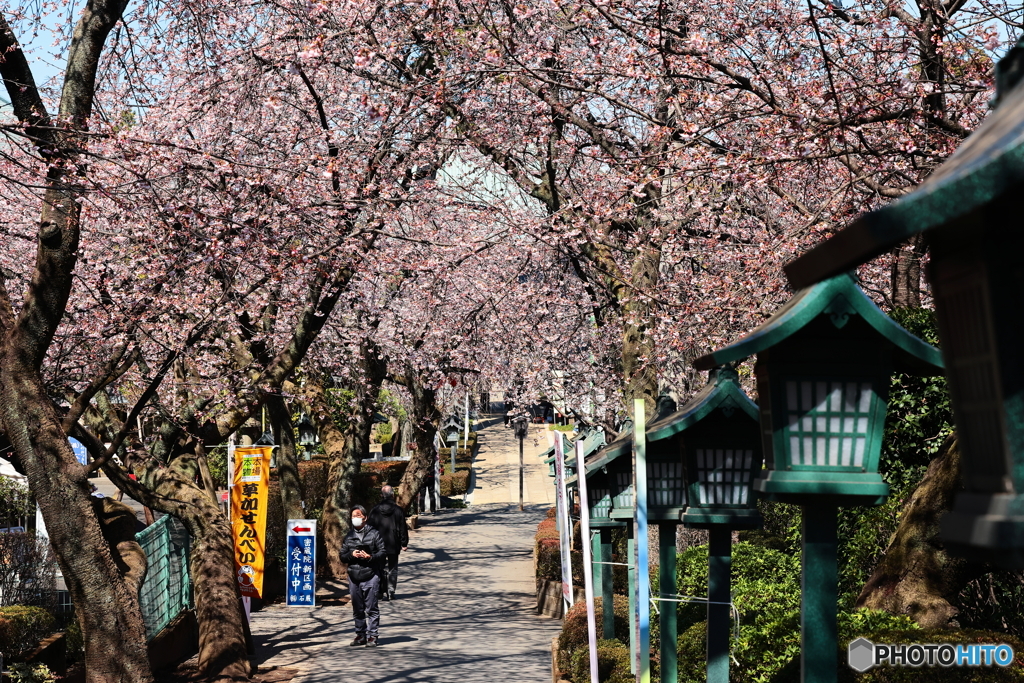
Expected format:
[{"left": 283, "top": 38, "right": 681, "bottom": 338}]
[
  {"left": 439, "top": 471, "right": 469, "bottom": 497},
  {"left": 8, "top": 663, "right": 57, "bottom": 683},
  {"left": 559, "top": 596, "right": 632, "bottom": 683},
  {"left": 0, "top": 606, "right": 55, "bottom": 660},
  {"left": 567, "top": 639, "right": 632, "bottom": 683},
  {"left": 0, "top": 477, "right": 33, "bottom": 524}
]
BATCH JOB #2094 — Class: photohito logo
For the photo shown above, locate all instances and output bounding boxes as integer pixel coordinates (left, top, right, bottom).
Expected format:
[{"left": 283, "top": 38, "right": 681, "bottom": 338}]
[{"left": 848, "top": 638, "right": 1015, "bottom": 672}]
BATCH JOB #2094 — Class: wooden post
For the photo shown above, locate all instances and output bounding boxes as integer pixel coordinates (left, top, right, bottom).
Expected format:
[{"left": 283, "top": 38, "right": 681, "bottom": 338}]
[
  {"left": 801, "top": 505, "right": 838, "bottom": 683},
  {"left": 707, "top": 527, "right": 731, "bottom": 683},
  {"left": 659, "top": 522, "right": 678, "bottom": 683}
]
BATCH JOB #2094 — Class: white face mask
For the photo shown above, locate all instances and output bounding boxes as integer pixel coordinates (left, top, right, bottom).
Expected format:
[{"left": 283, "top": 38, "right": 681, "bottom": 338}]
[{"left": 351, "top": 517, "right": 364, "bottom": 528}]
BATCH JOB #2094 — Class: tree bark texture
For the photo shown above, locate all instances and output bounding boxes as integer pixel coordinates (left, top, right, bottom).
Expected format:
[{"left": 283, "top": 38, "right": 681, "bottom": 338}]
[
  {"left": 0, "top": 366, "right": 153, "bottom": 683},
  {"left": 0, "top": 3, "right": 156, "bottom": 681},
  {"left": 621, "top": 243, "right": 662, "bottom": 411},
  {"left": 104, "top": 460, "right": 251, "bottom": 682},
  {"left": 395, "top": 372, "right": 441, "bottom": 512},
  {"left": 856, "top": 435, "right": 986, "bottom": 627},
  {"left": 267, "top": 394, "right": 304, "bottom": 521},
  {"left": 890, "top": 233, "right": 927, "bottom": 308},
  {"left": 303, "top": 377, "right": 357, "bottom": 578}
]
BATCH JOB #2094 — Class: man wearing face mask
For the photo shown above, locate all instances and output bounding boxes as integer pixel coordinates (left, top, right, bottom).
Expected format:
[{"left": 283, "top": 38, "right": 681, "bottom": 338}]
[{"left": 339, "top": 505, "right": 387, "bottom": 647}]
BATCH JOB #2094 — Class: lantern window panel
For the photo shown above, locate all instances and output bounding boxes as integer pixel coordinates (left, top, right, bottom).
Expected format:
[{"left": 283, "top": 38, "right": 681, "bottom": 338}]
[
  {"left": 648, "top": 461, "right": 686, "bottom": 508},
  {"left": 696, "top": 448, "right": 754, "bottom": 506},
  {"left": 613, "top": 471, "right": 634, "bottom": 509},
  {"left": 784, "top": 379, "right": 876, "bottom": 468},
  {"left": 590, "top": 488, "right": 613, "bottom": 518}
]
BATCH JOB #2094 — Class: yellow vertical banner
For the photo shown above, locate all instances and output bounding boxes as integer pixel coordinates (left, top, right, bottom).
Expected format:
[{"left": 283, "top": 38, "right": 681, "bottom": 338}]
[{"left": 231, "top": 445, "right": 271, "bottom": 599}]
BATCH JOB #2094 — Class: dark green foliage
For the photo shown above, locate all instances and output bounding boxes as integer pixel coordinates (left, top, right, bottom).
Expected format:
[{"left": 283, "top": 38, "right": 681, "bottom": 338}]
[
  {"left": 674, "top": 543, "right": 918, "bottom": 682},
  {"left": 207, "top": 447, "right": 228, "bottom": 489},
  {"left": 559, "top": 596, "right": 632, "bottom": 683},
  {"left": 0, "top": 478, "right": 33, "bottom": 524},
  {"left": 956, "top": 570, "right": 1024, "bottom": 639},
  {"left": 0, "top": 606, "right": 55, "bottom": 660}
]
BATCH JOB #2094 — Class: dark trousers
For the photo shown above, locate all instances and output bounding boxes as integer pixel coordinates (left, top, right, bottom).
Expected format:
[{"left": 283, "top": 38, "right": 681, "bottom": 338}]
[
  {"left": 384, "top": 552, "right": 399, "bottom": 594},
  {"left": 350, "top": 574, "right": 380, "bottom": 637}
]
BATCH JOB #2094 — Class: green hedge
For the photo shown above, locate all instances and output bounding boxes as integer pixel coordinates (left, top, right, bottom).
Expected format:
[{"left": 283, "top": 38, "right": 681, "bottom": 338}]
[
  {"left": 559, "top": 595, "right": 632, "bottom": 683},
  {"left": 0, "top": 606, "right": 55, "bottom": 660},
  {"left": 440, "top": 471, "right": 469, "bottom": 497}
]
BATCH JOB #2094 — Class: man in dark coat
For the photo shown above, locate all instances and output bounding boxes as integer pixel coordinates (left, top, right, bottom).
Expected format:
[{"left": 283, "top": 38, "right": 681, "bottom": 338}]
[
  {"left": 368, "top": 485, "right": 409, "bottom": 601},
  {"left": 339, "top": 505, "right": 387, "bottom": 646}
]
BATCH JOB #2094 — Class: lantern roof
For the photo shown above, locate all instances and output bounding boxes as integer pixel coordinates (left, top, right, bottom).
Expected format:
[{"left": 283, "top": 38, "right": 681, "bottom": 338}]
[
  {"left": 693, "top": 273, "right": 943, "bottom": 376},
  {"left": 646, "top": 369, "right": 758, "bottom": 442},
  {"left": 784, "top": 44, "right": 1024, "bottom": 290},
  {"left": 583, "top": 421, "right": 633, "bottom": 475}
]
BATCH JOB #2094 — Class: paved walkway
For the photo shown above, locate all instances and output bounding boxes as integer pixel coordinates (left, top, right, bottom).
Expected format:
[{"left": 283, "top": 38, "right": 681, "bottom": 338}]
[
  {"left": 249, "top": 504, "right": 562, "bottom": 682},
  {"left": 467, "top": 415, "right": 555, "bottom": 506}
]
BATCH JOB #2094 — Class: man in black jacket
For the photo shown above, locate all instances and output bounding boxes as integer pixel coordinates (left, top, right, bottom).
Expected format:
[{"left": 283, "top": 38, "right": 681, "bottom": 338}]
[
  {"left": 368, "top": 485, "right": 409, "bottom": 601},
  {"left": 339, "top": 505, "right": 387, "bottom": 646}
]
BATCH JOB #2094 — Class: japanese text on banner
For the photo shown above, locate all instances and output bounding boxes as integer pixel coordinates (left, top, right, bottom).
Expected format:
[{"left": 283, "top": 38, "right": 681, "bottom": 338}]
[{"left": 231, "top": 446, "right": 270, "bottom": 599}]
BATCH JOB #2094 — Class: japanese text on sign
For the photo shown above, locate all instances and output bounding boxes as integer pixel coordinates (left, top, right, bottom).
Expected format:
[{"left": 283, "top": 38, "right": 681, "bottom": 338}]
[{"left": 231, "top": 446, "right": 270, "bottom": 599}]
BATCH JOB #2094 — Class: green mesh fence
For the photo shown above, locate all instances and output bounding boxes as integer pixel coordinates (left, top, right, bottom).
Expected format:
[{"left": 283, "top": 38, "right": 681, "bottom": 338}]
[{"left": 136, "top": 515, "right": 192, "bottom": 640}]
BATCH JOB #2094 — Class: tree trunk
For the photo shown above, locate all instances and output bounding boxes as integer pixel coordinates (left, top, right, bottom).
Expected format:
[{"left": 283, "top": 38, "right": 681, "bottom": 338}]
[
  {"left": 303, "top": 377, "right": 358, "bottom": 578},
  {"left": 0, "top": 366, "right": 153, "bottom": 683},
  {"left": 267, "top": 395, "right": 303, "bottom": 521},
  {"left": 104, "top": 459, "right": 251, "bottom": 682},
  {"left": 305, "top": 342, "right": 387, "bottom": 576},
  {"left": 395, "top": 372, "right": 441, "bottom": 511},
  {"left": 621, "top": 244, "right": 661, "bottom": 411},
  {"left": 856, "top": 435, "right": 986, "bottom": 627},
  {"left": 890, "top": 233, "right": 926, "bottom": 308}
]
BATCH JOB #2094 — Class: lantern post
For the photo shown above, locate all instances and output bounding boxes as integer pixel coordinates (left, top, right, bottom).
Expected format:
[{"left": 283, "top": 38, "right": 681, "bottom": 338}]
[{"left": 695, "top": 274, "right": 943, "bottom": 683}]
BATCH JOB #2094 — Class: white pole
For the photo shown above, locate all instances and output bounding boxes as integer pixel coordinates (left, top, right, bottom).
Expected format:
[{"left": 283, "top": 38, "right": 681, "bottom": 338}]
[
  {"left": 464, "top": 392, "right": 470, "bottom": 447},
  {"left": 553, "top": 430, "right": 574, "bottom": 614},
  {"left": 577, "top": 440, "right": 599, "bottom": 683}
]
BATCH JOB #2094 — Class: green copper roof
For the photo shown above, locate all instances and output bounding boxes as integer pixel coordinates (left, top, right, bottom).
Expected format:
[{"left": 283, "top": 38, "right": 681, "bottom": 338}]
[
  {"left": 785, "top": 64, "right": 1024, "bottom": 289},
  {"left": 646, "top": 369, "right": 758, "bottom": 442},
  {"left": 693, "top": 273, "right": 943, "bottom": 375},
  {"left": 584, "top": 422, "right": 633, "bottom": 475}
]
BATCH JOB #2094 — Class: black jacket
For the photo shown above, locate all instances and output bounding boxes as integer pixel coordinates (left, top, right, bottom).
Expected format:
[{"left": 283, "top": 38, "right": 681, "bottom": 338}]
[
  {"left": 368, "top": 499, "right": 409, "bottom": 554},
  {"left": 339, "top": 525, "right": 387, "bottom": 583}
]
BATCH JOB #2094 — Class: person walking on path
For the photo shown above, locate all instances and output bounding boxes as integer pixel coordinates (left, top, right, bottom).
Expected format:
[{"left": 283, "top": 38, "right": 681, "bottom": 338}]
[
  {"left": 368, "top": 485, "right": 409, "bottom": 601},
  {"left": 340, "top": 505, "right": 387, "bottom": 647}
]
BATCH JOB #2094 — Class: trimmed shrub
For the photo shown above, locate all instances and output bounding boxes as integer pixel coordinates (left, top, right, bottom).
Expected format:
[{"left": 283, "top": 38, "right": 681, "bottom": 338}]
[
  {"left": 0, "top": 606, "right": 55, "bottom": 660},
  {"left": 567, "top": 639, "right": 631, "bottom": 683},
  {"left": 559, "top": 596, "right": 632, "bottom": 683},
  {"left": 440, "top": 471, "right": 469, "bottom": 497}
]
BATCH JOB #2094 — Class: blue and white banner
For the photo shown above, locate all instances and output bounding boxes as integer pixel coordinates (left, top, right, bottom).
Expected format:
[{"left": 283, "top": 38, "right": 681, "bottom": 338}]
[{"left": 286, "top": 519, "right": 316, "bottom": 606}]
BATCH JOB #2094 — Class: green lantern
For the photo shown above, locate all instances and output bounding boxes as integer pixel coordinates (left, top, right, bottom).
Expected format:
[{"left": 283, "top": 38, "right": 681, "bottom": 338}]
[
  {"left": 784, "top": 42, "right": 1024, "bottom": 567},
  {"left": 694, "top": 273, "right": 942, "bottom": 683},
  {"left": 645, "top": 369, "right": 763, "bottom": 528},
  {"left": 695, "top": 274, "right": 943, "bottom": 506},
  {"left": 645, "top": 369, "right": 762, "bottom": 683}
]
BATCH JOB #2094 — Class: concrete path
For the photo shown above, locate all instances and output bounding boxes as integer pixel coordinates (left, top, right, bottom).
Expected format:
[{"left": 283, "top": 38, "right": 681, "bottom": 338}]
[
  {"left": 249, "top": 504, "right": 562, "bottom": 683},
  {"left": 467, "top": 415, "right": 555, "bottom": 507}
]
